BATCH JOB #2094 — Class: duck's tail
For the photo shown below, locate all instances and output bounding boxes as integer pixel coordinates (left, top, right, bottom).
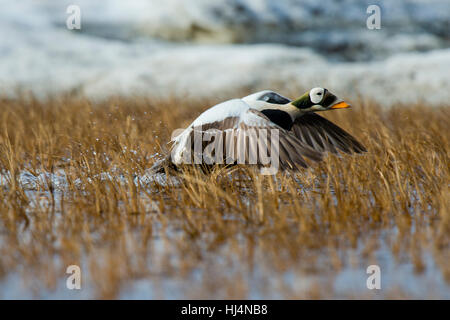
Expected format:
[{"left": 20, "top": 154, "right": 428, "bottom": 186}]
[{"left": 150, "top": 155, "right": 178, "bottom": 174}]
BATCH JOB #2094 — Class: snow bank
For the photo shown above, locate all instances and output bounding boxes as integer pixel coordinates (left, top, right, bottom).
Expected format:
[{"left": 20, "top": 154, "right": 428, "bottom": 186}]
[
  {"left": 0, "top": 0, "right": 449, "bottom": 106},
  {"left": 35, "top": 0, "right": 450, "bottom": 59}
]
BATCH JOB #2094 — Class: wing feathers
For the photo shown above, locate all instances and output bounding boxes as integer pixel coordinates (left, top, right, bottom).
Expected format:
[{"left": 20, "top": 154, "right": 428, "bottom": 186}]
[
  {"left": 169, "top": 107, "right": 365, "bottom": 171},
  {"left": 292, "top": 113, "right": 366, "bottom": 154},
  {"left": 171, "top": 109, "right": 322, "bottom": 170}
]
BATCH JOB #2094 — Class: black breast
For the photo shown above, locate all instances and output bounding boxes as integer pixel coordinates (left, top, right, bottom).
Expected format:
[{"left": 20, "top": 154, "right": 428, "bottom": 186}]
[{"left": 261, "top": 109, "right": 293, "bottom": 130}]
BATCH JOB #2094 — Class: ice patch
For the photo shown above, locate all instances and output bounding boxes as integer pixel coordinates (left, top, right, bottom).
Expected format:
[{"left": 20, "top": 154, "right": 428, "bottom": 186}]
[{"left": 0, "top": 0, "right": 449, "bottom": 106}]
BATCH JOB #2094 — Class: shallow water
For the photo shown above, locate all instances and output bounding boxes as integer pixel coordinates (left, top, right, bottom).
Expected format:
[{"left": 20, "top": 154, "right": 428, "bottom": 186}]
[
  {"left": 1, "top": 228, "right": 448, "bottom": 299},
  {"left": 0, "top": 169, "right": 448, "bottom": 299}
]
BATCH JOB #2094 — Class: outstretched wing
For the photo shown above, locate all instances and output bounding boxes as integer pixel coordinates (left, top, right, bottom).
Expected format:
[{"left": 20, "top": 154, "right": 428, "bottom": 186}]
[
  {"left": 291, "top": 113, "right": 366, "bottom": 154},
  {"left": 236, "top": 109, "right": 322, "bottom": 169},
  {"left": 171, "top": 102, "right": 322, "bottom": 170}
]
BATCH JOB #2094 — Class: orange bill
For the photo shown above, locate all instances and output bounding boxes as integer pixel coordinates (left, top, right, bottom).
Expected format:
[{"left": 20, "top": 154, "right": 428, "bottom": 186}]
[{"left": 330, "top": 101, "right": 351, "bottom": 109}]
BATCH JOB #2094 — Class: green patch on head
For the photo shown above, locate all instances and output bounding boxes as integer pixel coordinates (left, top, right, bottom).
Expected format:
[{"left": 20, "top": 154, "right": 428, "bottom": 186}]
[{"left": 291, "top": 91, "right": 311, "bottom": 109}]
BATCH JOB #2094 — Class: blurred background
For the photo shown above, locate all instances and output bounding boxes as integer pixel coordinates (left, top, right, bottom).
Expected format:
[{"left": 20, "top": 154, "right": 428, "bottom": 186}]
[{"left": 0, "top": 0, "right": 449, "bottom": 105}]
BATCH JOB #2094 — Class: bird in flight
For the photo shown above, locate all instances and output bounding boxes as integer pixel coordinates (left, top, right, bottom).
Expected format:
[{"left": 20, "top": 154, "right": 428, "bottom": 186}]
[{"left": 152, "top": 88, "right": 366, "bottom": 173}]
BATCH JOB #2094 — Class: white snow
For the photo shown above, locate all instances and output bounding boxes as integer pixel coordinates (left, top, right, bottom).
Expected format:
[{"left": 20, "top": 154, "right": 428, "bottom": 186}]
[{"left": 0, "top": 0, "right": 449, "bottom": 106}]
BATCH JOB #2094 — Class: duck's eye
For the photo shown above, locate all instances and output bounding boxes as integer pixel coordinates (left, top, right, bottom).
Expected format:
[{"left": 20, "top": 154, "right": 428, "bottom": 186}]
[
  {"left": 310, "top": 91, "right": 323, "bottom": 103},
  {"left": 310, "top": 88, "right": 324, "bottom": 104}
]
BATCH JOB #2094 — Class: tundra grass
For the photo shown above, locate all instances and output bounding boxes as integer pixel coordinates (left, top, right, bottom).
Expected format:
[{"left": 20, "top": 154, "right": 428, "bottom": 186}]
[{"left": 0, "top": 95, "right": 448, "bottom": 299}]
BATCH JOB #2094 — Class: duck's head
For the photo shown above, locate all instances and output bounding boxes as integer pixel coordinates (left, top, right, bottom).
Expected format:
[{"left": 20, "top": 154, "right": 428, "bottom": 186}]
[{"left": 291, "top": 87, "right": 350, "bottom": 112}]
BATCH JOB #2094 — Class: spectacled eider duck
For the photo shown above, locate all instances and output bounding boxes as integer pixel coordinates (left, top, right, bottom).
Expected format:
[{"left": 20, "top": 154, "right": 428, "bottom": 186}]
[{"left": 152, "top": 88, "right": 366, "bottom": 173}]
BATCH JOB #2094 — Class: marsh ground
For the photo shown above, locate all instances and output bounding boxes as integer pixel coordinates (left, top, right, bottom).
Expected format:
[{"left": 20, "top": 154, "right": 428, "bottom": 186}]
[{"left": 0, "top": 95, "right": 448, "bottom": 299}]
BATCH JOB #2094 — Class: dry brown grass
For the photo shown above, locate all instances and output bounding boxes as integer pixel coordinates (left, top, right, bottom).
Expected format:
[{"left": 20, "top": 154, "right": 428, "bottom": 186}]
[{"left": 0, "top": 94, "right": 448, "bottom": 299}]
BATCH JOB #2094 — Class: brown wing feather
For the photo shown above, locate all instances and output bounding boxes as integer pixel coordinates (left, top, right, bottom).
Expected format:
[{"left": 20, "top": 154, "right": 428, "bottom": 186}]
[
  {"left": 291, "top": 113, "right": 366, "bottom": 154},
  {"left": 172, "top": 110, "right": 323, "bottom": 170},
  {"left": 239, "top": 110, "right": 323, "bottom": 169}
]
